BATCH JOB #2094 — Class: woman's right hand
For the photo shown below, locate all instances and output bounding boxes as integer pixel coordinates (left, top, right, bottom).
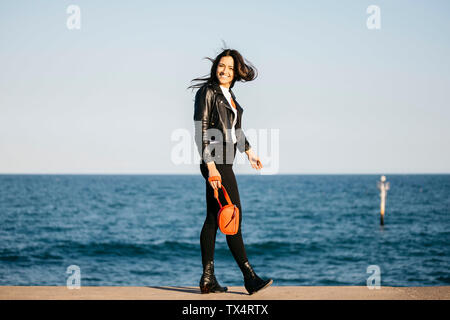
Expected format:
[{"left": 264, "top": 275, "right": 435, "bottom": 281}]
[{"left": 207, "top": 163, "right": 222, "bottom": 190}]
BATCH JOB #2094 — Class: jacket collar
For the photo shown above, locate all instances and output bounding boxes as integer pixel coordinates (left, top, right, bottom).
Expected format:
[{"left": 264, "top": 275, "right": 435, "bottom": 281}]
[{"left": 209, "top": 81, "right": 242, "bottom": 112}]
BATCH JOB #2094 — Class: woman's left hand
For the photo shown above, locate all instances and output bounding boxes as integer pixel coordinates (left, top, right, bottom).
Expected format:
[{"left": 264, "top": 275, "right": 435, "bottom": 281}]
[{"left": 246, "top": 149, "right": 263, "bottom": 170}]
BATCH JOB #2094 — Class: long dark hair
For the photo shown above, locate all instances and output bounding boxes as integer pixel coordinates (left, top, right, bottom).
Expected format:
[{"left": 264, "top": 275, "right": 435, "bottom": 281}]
[{"left": 188, "top": 47, "right": 258, "bottom": 91}]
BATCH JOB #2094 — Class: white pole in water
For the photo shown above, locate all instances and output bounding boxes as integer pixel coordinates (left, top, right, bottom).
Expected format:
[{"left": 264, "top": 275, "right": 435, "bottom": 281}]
[{"left": 377, "top": 175, "right": 390, "bottom": 225}]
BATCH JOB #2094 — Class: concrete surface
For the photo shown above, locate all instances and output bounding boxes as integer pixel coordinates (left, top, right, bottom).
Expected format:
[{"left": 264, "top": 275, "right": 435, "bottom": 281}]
[{"left": 0, "top": 286, "right": 449, "bottom": 300}]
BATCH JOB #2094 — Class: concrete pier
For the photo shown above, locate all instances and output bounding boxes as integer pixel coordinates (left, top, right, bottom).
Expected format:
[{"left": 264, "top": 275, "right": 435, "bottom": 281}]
[{"left": 1, "top": 286, "right": 449, "bottom": 300}]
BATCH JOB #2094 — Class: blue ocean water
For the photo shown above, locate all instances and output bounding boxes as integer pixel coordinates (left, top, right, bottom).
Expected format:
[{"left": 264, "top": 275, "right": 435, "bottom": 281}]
[{"left": 0, "top": 174, "right": 449, "bottom": 287}]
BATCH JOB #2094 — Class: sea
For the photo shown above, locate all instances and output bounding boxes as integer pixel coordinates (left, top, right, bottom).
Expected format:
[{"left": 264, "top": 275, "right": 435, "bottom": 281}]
[{"left": 0, "top": 174, "right": 449, "bottom": 287}]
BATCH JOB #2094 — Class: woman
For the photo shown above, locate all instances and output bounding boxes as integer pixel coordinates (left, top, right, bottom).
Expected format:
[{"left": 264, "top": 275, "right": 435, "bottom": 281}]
[{"left": 188, "top": 48, "right": 273, "bottom": 295}]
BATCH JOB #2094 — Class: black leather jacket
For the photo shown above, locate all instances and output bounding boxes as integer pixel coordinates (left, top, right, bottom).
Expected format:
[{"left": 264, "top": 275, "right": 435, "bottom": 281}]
[{"left": 193, "top": 81, "right": 251, "bottom": 164}]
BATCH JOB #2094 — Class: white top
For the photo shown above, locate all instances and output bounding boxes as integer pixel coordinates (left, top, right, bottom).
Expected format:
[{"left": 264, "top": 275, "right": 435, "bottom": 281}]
[{"left": 220, "top": 85, "right": 237, "bottom": 144}]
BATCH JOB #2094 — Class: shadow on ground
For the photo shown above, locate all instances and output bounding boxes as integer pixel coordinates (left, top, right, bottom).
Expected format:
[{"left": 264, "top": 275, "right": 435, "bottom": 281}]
[{"left": 146, "top": 286, "right": 247, "bottom": 296}]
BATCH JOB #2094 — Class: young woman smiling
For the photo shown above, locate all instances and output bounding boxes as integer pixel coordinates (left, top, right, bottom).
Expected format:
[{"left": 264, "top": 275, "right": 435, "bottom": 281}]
[{"left": 188, "top": 48, "right": 273, "bottom": 295}]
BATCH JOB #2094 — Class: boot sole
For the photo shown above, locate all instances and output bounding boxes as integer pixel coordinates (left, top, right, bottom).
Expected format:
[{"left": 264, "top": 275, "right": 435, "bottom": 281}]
[
  {"left": 248, "top": 279, "right": 273, "bottom": 295},
  {"left": 200, "top": 286, "right": 228, "bottom": 294}
]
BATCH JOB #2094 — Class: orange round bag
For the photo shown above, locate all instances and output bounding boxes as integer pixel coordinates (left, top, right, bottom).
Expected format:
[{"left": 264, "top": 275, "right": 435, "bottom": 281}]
[{"left": 208, "top": 176, "right": 240, "bottom": 235}]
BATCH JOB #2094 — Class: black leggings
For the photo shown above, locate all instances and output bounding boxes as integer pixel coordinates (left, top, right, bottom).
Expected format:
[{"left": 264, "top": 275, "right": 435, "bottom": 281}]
[{"left": 199, "top": 156, "right": 248, "bottom": 269}]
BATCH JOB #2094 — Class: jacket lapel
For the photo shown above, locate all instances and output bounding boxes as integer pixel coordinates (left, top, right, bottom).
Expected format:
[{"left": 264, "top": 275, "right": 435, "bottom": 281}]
[
  {"left": 230, "top": 90, "right": 243, "bottom": 114},
  {"left": 211, "top": 82, "right": 243, "bottom": 114}
]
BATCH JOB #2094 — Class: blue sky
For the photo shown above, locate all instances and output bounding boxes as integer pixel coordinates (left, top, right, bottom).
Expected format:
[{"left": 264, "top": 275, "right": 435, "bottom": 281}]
[{"left": 0, "top": 0, "right": 449, "bottom": 174}]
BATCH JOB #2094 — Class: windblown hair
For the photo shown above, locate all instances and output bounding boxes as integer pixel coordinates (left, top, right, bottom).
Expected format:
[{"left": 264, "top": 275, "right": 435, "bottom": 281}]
[{"left": 188, "top": 47, "right": 258, "bottom": 91}]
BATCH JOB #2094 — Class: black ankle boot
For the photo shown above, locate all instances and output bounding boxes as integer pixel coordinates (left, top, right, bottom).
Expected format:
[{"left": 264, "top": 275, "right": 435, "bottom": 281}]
[
  {"left": 199, "top": 261, "right": 228, "bottom": 294},
  {"left": 239, "top": 261, "right": 273, "bottom": 295}
]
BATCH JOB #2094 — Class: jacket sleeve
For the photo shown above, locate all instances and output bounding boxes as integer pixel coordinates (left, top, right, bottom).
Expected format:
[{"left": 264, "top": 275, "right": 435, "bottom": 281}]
[
  {"left": 193, "top": 85, "right": 215, "bottom": 164},
  {"left": 235, "top": 109, "right": 252, "bottom": 153}
]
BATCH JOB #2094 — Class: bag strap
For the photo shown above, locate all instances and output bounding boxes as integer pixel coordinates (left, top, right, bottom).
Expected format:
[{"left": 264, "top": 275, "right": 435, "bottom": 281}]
[
  {"left": 208, "top": 176, "right": 232, "bottom": 208},
  {"left": 213, "top": 185, "right": 233, "bottom": 209}
]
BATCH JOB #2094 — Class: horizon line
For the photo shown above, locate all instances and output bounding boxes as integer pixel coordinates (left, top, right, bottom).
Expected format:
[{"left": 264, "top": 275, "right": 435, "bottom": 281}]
[{"left": 0, "top": 172, "right": 449, "bottom": 175}]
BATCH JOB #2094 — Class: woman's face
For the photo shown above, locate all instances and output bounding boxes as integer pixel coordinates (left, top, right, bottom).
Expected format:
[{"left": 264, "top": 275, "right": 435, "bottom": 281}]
[{"left": 216, "top": 56, "right": 234, "bottom": 88}]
